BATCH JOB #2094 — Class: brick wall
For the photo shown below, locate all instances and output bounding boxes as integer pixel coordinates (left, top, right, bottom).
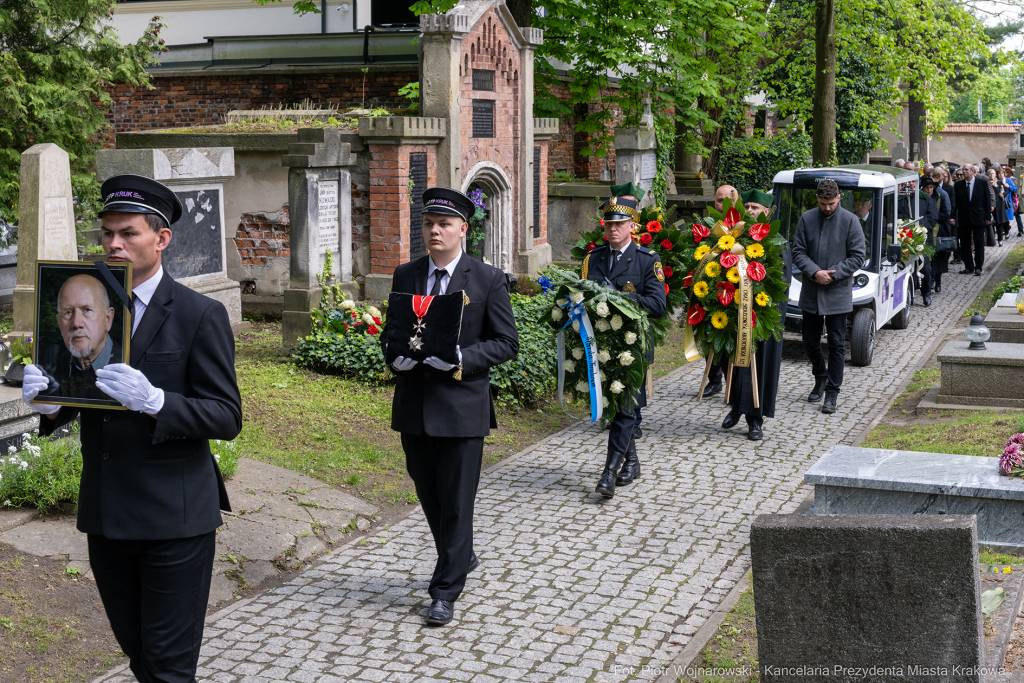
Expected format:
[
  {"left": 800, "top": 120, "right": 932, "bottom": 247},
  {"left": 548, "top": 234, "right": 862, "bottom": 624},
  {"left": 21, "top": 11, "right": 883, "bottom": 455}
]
[
  {"left": 541, "top": 80, "right": 620, "bottom": 181},
  {"left": 369, "top": 143, "right": 436, "bottom": 274},
  {"left": 104, "top": 67, "right": 419, "bottom": 132},
  {"left": 535, "top": 142, "right": 548, "bottom": 247},
  {"left": 235, "top": 209, "right": 290, "bottom": 265}
]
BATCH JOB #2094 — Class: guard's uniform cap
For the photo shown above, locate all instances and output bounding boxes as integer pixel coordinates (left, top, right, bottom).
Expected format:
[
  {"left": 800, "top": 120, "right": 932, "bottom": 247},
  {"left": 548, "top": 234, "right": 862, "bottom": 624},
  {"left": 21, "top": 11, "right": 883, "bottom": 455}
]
[
  {"left": 98, "top": 174, "right": 183, "bottom": 227},
  {"left": 422, "top": 187, "right": 475, "bottom": 222},
  {"left": 609, "top": 181, "right": 645, "bottom": 201},
  {"left": 741, "top": 188, "right": 774, "bottom": 208},
  {"left": 600, "top": 196, "right": 639, "bottom": 223}
]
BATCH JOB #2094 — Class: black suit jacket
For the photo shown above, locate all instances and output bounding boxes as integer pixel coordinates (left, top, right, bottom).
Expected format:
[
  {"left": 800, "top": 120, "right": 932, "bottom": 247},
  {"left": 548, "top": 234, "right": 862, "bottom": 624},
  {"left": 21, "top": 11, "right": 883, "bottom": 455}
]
[
  {"left": 954, "top": 177, "right": 993, "bottom": 227},
  {"left": 44, "top": 341, "right": 123, "bottom": 403},
  {"left": 384, "top": 253, "right": 518, "bottom": 438},
  {"left": 41, "top": 274, "right": 242, "bottom": 540}
]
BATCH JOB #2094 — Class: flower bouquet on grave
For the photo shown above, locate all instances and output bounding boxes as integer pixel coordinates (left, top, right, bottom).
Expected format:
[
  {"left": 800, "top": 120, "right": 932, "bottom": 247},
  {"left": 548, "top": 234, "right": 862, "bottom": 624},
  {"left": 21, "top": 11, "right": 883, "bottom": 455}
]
[
  {"left": 540, "top": 267, "right": 651, "bottom": 423},
  {"left": 673, "top": 198, "right": 789, "bottom": 406},
  {"left": 569, "top": 203, "right": 693, "bottom": 348},
  {"left": 896, "top": 219, "right": 936, "bottom": 263},
  {"left": 999, "top": 434, "right": 1024, "bottom": 477}
]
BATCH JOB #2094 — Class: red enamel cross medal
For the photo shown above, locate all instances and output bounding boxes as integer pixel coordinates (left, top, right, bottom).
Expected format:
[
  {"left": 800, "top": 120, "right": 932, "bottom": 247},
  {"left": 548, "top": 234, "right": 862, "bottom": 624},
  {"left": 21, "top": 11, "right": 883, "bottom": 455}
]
[{"left": 409, "top": 295, "right": 434, "bottom": 351}]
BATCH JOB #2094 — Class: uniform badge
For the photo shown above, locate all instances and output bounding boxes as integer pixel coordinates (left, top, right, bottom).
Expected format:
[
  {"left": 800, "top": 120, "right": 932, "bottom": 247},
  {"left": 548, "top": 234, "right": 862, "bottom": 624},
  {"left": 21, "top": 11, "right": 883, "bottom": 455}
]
[
  {"left": 623, "top": 282, "right": 637, "bottom": 293},
  {"left": 409, "top": 295, "right": 435, "bottom": 351},
  {"left": 653, "top": 261, "right": 665, "bottom": 282}
]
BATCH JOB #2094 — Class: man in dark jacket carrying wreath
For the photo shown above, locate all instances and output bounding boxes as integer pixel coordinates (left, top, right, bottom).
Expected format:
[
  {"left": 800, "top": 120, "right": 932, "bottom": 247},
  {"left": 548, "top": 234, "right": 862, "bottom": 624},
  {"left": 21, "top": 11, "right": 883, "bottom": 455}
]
[
  {"left": 791, "top": 178, "right": 866, "bottom": 415},
  {"left": 581, "top": 182, "right": 666, "bottom": 498}
]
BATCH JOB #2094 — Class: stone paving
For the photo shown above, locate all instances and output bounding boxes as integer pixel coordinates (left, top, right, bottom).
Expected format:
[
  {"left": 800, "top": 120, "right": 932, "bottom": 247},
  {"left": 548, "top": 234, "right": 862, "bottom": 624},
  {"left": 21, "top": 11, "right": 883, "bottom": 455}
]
[{"left": 102, "top": 241, "right": 1015, "bottom": 683}]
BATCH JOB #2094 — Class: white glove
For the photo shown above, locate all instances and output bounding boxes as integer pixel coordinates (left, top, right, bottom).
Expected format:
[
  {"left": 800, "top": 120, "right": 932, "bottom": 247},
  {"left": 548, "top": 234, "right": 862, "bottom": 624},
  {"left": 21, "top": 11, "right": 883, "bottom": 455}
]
[
  {"left": 424, "top": 345, "right": 461, "bottom": 372},
  {"left": 95, "top": 364, "right": 165, "bottom": 414},
  {"left": 391, "top": 356, "right": 418, "bottom": 372},
  {"left": 21, "top": 365, "right": 60, "bottom": 415}
]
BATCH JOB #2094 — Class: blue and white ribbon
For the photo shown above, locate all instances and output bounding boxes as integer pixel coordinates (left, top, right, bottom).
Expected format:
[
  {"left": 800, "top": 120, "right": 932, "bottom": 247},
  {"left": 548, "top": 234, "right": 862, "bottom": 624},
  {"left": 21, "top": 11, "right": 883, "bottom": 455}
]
[{"left": 556, "top": 298, "right": 603, "bottom": 423}]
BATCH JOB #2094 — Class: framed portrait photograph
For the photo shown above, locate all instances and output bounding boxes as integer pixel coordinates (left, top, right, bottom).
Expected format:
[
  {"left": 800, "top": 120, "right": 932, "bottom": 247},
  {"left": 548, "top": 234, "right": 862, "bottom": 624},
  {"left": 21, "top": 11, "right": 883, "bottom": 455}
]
[{"left": 33, "top": 261, "right": 133, "bottom": 409}]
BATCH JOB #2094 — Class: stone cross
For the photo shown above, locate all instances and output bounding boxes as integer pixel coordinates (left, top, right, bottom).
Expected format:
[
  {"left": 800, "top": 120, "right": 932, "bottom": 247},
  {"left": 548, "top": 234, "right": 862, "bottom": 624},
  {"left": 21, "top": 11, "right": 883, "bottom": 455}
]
[{"left": 12, "top": 143, "right": 77, "bottom": 344}]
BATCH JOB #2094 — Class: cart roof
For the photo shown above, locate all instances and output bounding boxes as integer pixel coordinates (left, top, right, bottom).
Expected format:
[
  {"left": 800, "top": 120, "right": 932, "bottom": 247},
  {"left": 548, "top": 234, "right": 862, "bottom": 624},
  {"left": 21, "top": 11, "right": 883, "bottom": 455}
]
[{"left": 772, "top": 165, "right": 919, "bottom": 190}]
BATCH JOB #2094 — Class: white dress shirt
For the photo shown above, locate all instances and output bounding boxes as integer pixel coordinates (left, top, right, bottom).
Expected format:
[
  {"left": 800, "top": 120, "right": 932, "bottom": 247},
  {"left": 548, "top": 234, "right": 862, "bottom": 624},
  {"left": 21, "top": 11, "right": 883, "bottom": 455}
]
[
  {"left": 426, "top": 251, "right": 462, "bottom": 296},
  {"left": 968, "top": 176, "right": 975, "bottom": 201},
  {"left": 131, "top": 266, "right": 164, "bottom": 336}
]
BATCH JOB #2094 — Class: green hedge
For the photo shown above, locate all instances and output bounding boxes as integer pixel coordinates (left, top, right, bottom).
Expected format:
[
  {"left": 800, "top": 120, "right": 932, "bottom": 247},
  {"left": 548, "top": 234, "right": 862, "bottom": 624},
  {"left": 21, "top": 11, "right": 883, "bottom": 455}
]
[
  {"left": 993, "top": 275, "right": 1023, "bottom": 303},
  {"left": 716, "top": 132, "right": 813, "bottom": 193},
  {"left": 293, "top": 291, "right": 559, "bottom": 409}
]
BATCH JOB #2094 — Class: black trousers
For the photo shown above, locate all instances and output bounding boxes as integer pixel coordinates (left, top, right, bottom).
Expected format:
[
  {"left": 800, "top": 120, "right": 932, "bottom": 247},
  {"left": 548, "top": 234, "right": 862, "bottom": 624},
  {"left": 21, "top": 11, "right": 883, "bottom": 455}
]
[
  {"left": 608, "top": 397, "right": 642, "bottom": 454},
  {"left": 88, "top": 531, "right": 216, "bottom": 683},
  {"left": 706, "top": 354, "right": 729, "bottom": 387},
  {"left": 802, "top": 312, "right": 847, "bottom": 393},
  {"left": 958, "top": 222, "right": 986, "bottom": 270},
  {"left": 918, "top": 255, "right": 932, "bottom": 295},
  {"left": 401, "top": 433, "right": 483, "bottom": 602}
]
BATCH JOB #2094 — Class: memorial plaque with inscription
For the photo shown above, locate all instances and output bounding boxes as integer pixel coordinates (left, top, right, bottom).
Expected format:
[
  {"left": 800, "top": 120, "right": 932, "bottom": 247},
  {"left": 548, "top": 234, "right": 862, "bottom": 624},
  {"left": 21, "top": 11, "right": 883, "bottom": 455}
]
[
  {"left": 43, "top": 197, "right": 73, "bottom": 260},
  {"left": 409, "top": 153, "right": 428, "bottom": 258},
  {"left": 639, "top": 152, "right": 657, "bottom": 191},
  {"left": 318, "top": 180, "right": 340, "bottom": 254},
  {"left": 472, "top": 100, "right": 494, "bottom": 138},
  {"left": 167, "top": 188, "right": 224, "bottom": 279}
]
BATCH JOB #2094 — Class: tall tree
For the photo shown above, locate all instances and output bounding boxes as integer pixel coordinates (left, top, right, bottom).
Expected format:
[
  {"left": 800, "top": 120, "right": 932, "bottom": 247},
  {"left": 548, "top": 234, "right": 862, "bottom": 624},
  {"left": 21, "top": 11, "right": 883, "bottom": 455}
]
[
  {"left": 812, "top": 0, "right": 836, "bottom": 165},
  {"left": 0, "top": 0, "right": 162, "bottom": 222}
]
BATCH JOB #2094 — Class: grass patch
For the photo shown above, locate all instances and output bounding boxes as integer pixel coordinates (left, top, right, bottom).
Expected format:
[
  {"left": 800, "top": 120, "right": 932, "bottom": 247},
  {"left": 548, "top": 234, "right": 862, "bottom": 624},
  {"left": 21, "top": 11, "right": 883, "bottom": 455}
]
[
  {"left": 861, "top": 410, "right": 1024, "bottom": 457},
  {"left": 965, "top": 243, "right": 1024, "bottom": 317},
  {"left": 654, "top": 325, "right": 691, "bottom": 379},
  {"left": 685, "top": 581, "right": 758, "bottom": 682},
  {"left": 980, "top": 549, "right": 1024, "bottom": 566}
]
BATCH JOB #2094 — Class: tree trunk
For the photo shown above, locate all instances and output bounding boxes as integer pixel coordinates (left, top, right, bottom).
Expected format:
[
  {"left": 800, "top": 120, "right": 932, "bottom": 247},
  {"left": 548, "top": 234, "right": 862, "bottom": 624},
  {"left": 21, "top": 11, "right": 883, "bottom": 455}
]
[
  {"left": 907, "top": 89, "right": 926, "bottom": 163},
  {"left": 811, "top": 0, "right": 836, "bottom": 166},
  {"left": 507, "top": 0, "right": 532, "bottom": 27}
]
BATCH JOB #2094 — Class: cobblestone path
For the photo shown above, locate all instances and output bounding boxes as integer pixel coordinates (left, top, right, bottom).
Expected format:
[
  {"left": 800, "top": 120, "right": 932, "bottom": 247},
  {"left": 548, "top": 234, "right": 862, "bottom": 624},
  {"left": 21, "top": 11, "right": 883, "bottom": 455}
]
[{"left": 105, "top": 243, "right": 1014, "bottom": 683}]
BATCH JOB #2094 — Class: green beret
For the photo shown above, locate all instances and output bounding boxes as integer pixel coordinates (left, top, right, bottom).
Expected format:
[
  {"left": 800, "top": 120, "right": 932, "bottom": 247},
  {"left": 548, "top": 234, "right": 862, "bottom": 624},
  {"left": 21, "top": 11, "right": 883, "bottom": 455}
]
[
  {"left": 741, "top": 188, "right": 774, "bottom": 209},
  {"left": 609, "top": 181, "right": 646, "bottom": 201}
]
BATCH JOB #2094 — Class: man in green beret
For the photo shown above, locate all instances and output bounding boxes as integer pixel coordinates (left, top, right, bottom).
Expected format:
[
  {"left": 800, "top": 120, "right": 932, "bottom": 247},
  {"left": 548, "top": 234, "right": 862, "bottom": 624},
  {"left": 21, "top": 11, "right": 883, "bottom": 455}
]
[{"left": 742, "top": 189, "right": 774, "bottom": 220}]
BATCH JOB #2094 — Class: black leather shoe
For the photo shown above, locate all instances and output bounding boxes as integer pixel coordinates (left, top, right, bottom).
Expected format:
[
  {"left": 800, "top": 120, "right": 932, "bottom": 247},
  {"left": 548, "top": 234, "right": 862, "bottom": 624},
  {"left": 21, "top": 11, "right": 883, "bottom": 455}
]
[
  {"left": 596, "top": 449, "right": 626, "bottom": 498},
  {"left": 426, "top": 599, "right": 455, "bottom": 625},
  {"left": 701, "top": 380, "right": 723, "bottom": 400},
  {"left": 721, "top": 409, "right": 741, "bottom": 429},
  {"left": 935, "top": 283, "right": 941, "bottom": 293},
  {"left": 958, "top": 268, "right": 973, "bottom": 274},
  {"left": 821, "top": 390, "right": 838, "bottom": 414},
  {"left": 468, "top": 552, "right": 479, "bottom": 574},
  {"left": 975, "top": 268, "right": 982, "bottom": 276},
  {"left": 747, "top": 418, "right": 763, "bottom": 441},
  {"left": 923, "top": 294, "right": 931, "bottom": 306},
  {"left": 616, "top": 437, "right": 641, "bottom": 487},
  {"left": 951, "top": 258, "right": 962, "bottom": 264},
  {"left": 808, "top": 378, "right": 827, "bottom": 403}
]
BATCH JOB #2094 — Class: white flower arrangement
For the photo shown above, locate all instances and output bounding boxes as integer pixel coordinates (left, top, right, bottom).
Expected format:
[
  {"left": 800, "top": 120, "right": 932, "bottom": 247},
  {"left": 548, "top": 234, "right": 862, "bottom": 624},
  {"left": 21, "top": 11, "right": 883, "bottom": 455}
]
[
  {"left": 362, "top": 313, "right": 375, "bottom": 326},
  {"left": 598, "top": 349, "right": 611, "bottom": 363},
  {"left": 572, "top": 347, "right": 584, "bottom": 360},
  {"left": 572, "top": 320, "right": 580, "bottom": 332},
  {"left": 610, "top": 315, "right": 623, "bottom": 331},
  {"left": 575, "top": 380, "right": 589, "bottom": 393},
  {"left": 624, "top": 331, "right": 637, "bottom": 345},
  {"left": 618, "top": 351, "right": 635, "bottom": 366},
  {"left": 610, "top": 380, "right": 625, "bottom": 394},
  {"left": 569, "top": 291, "right": 585, "bottom": 304},
  {"left": 557, "top": 297, "right": 569, "bottom": 307},
  {"left": 340, "top": 299, "right": 356, "bottom": 310},
  {"left": 366, "top": 305, "right": 382, "bottom": 318},
  {"left": 602, "top": 397, "right": 609, "bottom": 408},
  {"left": 551, "top": 307, "right": 563, "bottom": 322},
  {"left": 599, "top": 370, "right": 606, "bottom": 382},
  {"left": 595, "top": 301, "right": 610, "bottom": 317},
  {"left": 564, "top": 360, "right": 576, "bottom": 373},
  {"left": 595, "top": 319, "right": 611, "bottom": 332}
]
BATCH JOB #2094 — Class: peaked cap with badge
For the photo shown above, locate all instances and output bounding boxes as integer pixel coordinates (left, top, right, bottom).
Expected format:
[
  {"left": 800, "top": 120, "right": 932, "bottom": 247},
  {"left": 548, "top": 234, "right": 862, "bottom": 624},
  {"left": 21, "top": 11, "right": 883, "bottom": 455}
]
[
  {"left": 422, "top": 187, "right": 476, "bottom": 222},
  {"left": 99, "top": 175, "right": 183, "bottom": 227}
]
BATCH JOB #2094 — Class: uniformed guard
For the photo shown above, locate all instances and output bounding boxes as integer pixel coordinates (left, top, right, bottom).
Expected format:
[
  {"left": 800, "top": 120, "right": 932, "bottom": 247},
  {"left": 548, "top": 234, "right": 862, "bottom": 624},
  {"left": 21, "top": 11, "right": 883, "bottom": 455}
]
[{"left": 581, "top": 182, "right": 667, "bottom": 497}]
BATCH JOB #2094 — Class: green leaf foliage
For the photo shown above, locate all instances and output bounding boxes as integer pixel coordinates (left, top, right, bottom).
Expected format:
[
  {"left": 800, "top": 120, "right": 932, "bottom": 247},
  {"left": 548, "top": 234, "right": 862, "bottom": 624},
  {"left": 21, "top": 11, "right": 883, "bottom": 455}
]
[
  {"left": 716, "top": 132, "right": 812, "bottom": 194},
  {"left": 0, "top": 0, "right": 163, "bottom": 222},
  {"left": 0, "top": 427, "right": 82, "bottom": 512}
]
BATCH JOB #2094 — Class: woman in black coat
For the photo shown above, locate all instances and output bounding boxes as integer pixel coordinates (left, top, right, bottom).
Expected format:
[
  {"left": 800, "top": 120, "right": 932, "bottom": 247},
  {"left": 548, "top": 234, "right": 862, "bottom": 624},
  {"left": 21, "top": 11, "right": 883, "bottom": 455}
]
[{"left": 989, "top": 167, "right": 1010, "bottom": 246}]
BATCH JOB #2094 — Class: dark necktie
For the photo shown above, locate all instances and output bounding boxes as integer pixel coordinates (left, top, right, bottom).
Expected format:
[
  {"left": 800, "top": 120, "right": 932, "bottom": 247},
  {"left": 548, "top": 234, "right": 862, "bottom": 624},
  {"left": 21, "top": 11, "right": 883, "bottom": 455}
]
[
  {"left": 609, "top": 249, "right": 620, "bottom": 271},
  {"left": 430, "top": 269, "right": 445, "bottom": 296}
]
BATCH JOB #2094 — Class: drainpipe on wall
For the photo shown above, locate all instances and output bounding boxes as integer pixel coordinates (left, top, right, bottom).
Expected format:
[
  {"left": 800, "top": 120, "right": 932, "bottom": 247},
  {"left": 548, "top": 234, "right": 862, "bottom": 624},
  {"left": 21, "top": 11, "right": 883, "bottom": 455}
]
[
  {"left": 352, "top": 0, "right": 358, "bottom": 32},
  {"left": 363, "top": 25, "right": 374, "bottom": 63},
  {"left": 321, "top": 0, "right": 327, "bottom": 32}
]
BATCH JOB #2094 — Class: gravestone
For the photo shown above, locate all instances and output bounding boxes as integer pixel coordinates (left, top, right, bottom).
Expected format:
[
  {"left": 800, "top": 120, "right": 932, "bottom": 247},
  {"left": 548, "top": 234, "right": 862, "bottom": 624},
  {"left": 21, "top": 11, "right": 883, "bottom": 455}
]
[
  {"left": 751, "top": 514, "right": 985, "bottom": 683},
  {"left": 12, "top": 143, "right": 78, "bottom": 343},
  {"left": 280, "top": 128, "right": 355, "bottom": 349},
  {"left": 936, "top": 340, "right": 1024, "bottom": 408},
  {"left": 614, "top": 97, "right": 658, "bottom": 209},
  {"left": 95, "top": 147, "right": 247, "bottom": 334},
  {"left": 891, "top": 141, "right": 910, "bottom": 165}
]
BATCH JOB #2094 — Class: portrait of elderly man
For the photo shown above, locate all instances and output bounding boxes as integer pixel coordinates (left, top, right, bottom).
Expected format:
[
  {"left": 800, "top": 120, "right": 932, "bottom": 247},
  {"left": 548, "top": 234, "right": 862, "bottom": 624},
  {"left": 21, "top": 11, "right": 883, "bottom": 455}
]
[{"left": 44, "top": 273, "right": 122, "bottom": 402}]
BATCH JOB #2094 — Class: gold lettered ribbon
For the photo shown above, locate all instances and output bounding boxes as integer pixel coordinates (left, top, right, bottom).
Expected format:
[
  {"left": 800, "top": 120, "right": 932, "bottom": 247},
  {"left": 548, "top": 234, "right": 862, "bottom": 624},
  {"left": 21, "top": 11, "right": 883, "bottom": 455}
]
[
  {"left": 733, "top": 252, "right": 754, "bottom": 369},
  {"left": 683, "top": 219, "right": 749, "bottom": 363}
]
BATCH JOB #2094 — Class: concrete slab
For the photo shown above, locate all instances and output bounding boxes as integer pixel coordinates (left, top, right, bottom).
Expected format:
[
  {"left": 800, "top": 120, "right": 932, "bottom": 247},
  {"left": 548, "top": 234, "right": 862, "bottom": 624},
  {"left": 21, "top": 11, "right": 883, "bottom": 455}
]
[
  {"left": 0, "top": 507, "right": 39, "bottom": 533},
  {"left": 240, "top": 560, "right": 278, "bottom": 587},
  {"left": 294, "top": 534, "right": 325, "bottom": 561},
  {"left": 995, "top": 292, "right": 1019, "bottom": 307},
  {"left": 919, "top": 386, "right": 1020, "bottom": 411},
  {"left": 0, "top": 516, "right": 87, "bottom": 561},
  {"left": 208, "top": 574, "right": 237, "bottom": 605},
  {"left": 215, "top": 516, "right": 296, "bottom": 562},
  {"left": 938, "top": 341, "right": 1024, "bottom": 407}
]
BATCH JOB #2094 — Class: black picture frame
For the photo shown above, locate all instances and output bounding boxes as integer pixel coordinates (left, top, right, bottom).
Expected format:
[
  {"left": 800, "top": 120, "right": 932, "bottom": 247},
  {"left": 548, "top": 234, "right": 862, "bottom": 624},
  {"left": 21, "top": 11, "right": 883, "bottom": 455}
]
[{"left": 32, "top": 260, "right": 133, "bottom": 409}]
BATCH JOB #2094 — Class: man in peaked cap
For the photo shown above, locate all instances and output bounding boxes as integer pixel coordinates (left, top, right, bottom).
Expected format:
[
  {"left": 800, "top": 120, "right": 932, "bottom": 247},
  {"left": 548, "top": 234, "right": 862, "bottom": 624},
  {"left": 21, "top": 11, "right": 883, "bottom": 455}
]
[
  {"left": 21, "top": 174, "right": 242, "bottom": 683},
  {"left": 581, "top": 192, "right": 666, "bottom": 498},
  {"left": 382, "top": 186, "right": 518, "bottom": 626}
]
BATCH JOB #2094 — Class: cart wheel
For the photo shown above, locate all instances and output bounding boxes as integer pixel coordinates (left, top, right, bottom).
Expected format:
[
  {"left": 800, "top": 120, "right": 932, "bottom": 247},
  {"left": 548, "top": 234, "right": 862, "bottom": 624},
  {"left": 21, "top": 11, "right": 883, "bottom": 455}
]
[
  {"left": 850, "top": 308, "right": 875, "bottom": 366},
  {"left": 891, "top": 281, "right": 912, "bottom": 329}
]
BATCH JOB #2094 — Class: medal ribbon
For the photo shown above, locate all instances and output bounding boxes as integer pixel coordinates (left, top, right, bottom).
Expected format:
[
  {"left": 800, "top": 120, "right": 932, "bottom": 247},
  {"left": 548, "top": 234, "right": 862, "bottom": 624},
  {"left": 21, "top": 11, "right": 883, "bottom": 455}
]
[
  {"left": 555, "top": 297, "right": 603, "bottom": 423},
  {"left": 412, "top": 295, "right": 434, "bottom": 318}
]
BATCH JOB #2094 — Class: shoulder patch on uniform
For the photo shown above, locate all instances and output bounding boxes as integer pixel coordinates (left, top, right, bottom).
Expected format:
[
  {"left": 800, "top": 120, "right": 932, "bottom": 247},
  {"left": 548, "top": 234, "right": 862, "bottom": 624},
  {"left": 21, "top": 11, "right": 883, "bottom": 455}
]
[
  {"left": 653, "top": 261, "right": 665, "bottom": 282},
  {"left": 582, "top": 253, "right": 591, "bottom": 280}
]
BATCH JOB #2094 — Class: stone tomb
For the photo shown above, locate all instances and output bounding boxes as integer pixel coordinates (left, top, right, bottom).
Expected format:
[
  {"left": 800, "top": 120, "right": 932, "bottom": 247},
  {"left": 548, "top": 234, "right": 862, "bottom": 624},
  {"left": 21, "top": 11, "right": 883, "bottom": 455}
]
[
  {"left": 984, "top": 304, "right": 1024, "bottom": 344},
  {"left": 936, "top": 340, "right": 1024, "bottom": 408},
  {"left": 96, "top": 147, "right": 247, "bottom": 334},
  {"left": 751, "top": 514, "right": 987, "bottom": 682},
  {"left": 11, "top": 143, "right": 78, "bottom": 343},
  {"left": 805, "top": 445, "right": 1024, "bottom": 553}
]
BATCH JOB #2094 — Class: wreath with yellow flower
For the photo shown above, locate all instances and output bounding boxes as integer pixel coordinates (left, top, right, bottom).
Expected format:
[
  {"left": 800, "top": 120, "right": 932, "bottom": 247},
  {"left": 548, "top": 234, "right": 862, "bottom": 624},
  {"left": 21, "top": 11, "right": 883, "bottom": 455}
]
[{"left": 674, "top": 198, "right": 788, "bottom": 363}]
